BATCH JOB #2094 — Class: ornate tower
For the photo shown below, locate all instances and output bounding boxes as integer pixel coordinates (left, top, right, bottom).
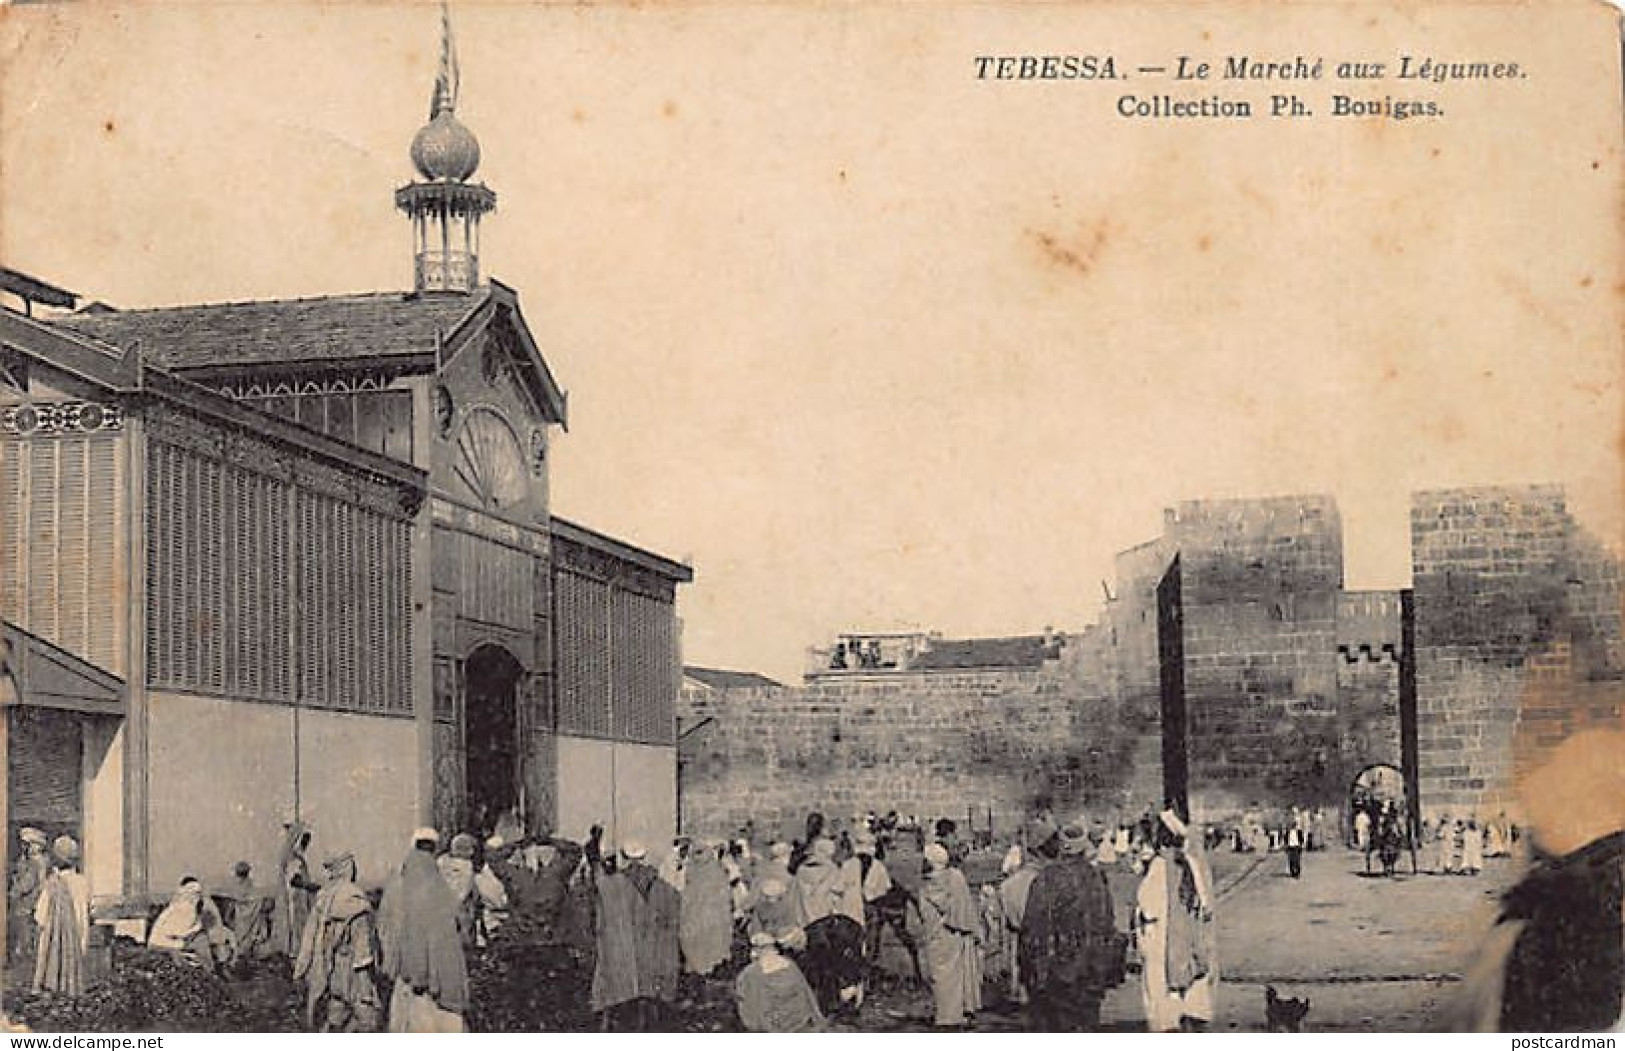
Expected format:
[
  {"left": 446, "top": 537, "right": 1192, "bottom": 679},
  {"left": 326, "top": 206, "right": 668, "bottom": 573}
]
[{"left": 395, "top": 4, "right": 495, "bottom": 293}]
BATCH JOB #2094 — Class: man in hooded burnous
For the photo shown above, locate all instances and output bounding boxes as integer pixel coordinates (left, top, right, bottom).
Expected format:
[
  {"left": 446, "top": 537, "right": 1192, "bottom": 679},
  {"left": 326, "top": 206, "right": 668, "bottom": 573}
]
[
  {"left": 32, "top": 836, "right": 89, "bottom": 996},
  {"left": 437, "top": 833, "right": 479, "bottom": 948},
  {"left": 918, "top": 842, "right": 981, "bottom": 1028},
  {"left": 148, "top": 876, "right": 235, "bottom": 971},
  {"left": 1019, "top": 820, "right": 1123, "bottom": 1031},
  {"left": 294, "top": 851, "right": 382, "bottom": 1032},
  {"left": 223, "top": 860, "right": 273, "bottom": 964},
  {"left": 379, "top": 829, "right": 469, "bottom": 1032},
  {"left": 680, "top": 841, "right": 734, "bottom": 977},
  {"left": 735, "top": 931, "right": 825, "bottom": 1032}
]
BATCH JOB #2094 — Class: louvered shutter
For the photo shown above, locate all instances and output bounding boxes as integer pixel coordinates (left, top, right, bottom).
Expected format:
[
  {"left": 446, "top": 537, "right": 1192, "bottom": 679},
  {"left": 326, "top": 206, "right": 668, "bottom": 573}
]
[
  {"left": 0, "top": 439, "right": 24, "bottom": 621},
  {"left": 557, "top": 570, "right": 610, "bottom": 738}
]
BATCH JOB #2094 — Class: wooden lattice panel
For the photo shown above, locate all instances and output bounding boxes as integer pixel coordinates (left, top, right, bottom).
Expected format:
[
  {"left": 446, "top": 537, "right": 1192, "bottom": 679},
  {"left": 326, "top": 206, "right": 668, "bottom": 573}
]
[
  {"left": 555, "top": 568, "right": 610, "bottom": 738},
  {"left": 0, "top": 429, "right": 125, "bottom": 675},
  {"left": 146, "top": 435, "right": 411, "bottom": 715}
]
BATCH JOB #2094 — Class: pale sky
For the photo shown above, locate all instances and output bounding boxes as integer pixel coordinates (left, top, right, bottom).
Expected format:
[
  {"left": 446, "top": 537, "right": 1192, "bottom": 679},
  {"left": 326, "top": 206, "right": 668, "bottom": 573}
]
[{"left": 3, "top": 2, "right": 1620, "bottom": 683}]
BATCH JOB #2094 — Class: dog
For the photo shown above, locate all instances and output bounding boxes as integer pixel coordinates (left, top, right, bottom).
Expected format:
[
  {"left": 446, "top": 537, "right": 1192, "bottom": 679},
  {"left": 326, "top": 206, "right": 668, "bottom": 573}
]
[{"left": 1265, "top": 984, "right": 1311, "bottom": 1032}]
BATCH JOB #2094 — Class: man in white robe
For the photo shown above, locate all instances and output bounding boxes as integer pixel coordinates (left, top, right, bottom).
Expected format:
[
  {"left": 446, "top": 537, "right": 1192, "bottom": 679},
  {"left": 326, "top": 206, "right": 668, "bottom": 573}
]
[{"left": 1134, "top": 810, "right": 1217, "bottom": 1032}]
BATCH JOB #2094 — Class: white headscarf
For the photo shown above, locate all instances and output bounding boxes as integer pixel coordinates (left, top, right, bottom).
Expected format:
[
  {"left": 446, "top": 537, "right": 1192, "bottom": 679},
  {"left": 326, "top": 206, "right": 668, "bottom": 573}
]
[{"left": 149, "top": 879, "right": 207, "bottom": 949}]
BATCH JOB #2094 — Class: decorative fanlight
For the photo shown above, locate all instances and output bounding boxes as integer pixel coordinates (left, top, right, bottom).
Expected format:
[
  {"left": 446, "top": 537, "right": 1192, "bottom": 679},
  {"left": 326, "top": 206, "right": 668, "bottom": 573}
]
[{"left": 450, "top": 407, "right": 528, "bottom": 510}]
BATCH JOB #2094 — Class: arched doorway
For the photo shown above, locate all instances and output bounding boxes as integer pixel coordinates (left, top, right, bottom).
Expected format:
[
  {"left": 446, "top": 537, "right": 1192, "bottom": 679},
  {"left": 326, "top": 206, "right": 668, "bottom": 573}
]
[
  {"left": 1348, "top": 763, "right": 1405, "bottom": 837},
  {"left": 464, "top": 645, "right": 523, "bottom": 835}
]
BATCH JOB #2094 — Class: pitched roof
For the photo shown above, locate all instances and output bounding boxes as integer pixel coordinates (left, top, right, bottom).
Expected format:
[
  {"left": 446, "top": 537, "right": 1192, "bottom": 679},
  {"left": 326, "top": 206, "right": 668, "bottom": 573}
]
[
  {"left": 0, "top": 307, "right": 428, "bottom": 498},
  {"left": 55, "top": 291, "right": 481, "bottom": 372},
  {"left": 551, "top": 516, "right": 694, "bottom": 584},
  {"left": 683, "top": 666, "right": 782, "bottom": 690},
  {"left": 908, "top": 635, "right": 1060, "bottom": 671},
  {"left": 1, "top": 267, "right": 78, "bottom": 309},
  {"left": 2, "top": 618, "right": 124, "bottom": 717}
]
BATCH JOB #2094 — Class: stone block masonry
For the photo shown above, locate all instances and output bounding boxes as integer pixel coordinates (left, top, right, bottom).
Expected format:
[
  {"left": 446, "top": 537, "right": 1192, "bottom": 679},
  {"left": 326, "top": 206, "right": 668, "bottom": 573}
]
[
  {"left": 1163, "top": 497, "right": 1349, "bottom": 817},
  {"left": 677, "top": 646, "right": 1149, "bottom": 839},
  {"left": 1411, "top": 486, "right": 1623, "bottom": 819}
]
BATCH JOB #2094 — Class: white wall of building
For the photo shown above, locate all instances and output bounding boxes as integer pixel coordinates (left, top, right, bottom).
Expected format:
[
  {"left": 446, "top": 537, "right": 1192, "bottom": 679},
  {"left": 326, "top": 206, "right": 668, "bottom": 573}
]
[
  {"left": 81, "top": 719, "right": 123, "bottom": 903},
  {"left": 145, "top": 692, "right": 419, "bottom": 891},
  {"left": 556, "top": 735, "right": 675, "bottom": 861},
  {"left": 297, "top": 707, "right": 417, "bottom": 887},
  {"left": 146, "top": 691, "right": 296, "bottom": 892}
]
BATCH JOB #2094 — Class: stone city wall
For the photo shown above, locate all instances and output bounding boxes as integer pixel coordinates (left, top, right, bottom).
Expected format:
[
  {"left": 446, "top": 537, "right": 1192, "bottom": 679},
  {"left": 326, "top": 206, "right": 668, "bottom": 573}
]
[
  {"left": 679, "top": 485, "right": 1620, "bottom": 839},
  {"left": 1411, "top": 486, "right": 1623, "bottom": 819},
  {"left": 676, "top": 638, "right": 1153, "bottom": 840}
]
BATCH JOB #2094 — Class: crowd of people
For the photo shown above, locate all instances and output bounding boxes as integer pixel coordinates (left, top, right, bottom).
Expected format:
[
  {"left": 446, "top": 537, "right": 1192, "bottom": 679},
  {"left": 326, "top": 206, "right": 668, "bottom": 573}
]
[
  {"left": 1349, "top": 802, "right": 1519, "bottom": 879},
  {"left": 9, "top": 765, "right": 1616, "bottom": 1034},
  {"left": 8, "top": 803, "right": 1229, "bottom": 1033},
  {"left": 1420, "top": 813, "right": 1515, "bottom": 876},
  {"left": 629, "top": 805, "right": 1223, "bottom": 1033},
  {"left": 7, "top": 824, "right": 474, "bottom": 1033}
]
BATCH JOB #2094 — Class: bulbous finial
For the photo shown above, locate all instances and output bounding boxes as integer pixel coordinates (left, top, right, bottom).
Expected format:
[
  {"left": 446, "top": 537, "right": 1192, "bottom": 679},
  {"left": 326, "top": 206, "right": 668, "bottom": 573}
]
[
  {"left": 411, "top": 111, "right": 480, "bottom": 182},
  {"left": 408, "top": 1, "right": 478, "bottom": 182}
]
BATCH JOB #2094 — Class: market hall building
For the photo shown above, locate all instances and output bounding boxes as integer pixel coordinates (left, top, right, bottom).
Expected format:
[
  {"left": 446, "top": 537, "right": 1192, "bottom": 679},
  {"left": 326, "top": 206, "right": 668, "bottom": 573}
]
[{"left": 0, "top": 37, "right": 691, "bottom": 917}]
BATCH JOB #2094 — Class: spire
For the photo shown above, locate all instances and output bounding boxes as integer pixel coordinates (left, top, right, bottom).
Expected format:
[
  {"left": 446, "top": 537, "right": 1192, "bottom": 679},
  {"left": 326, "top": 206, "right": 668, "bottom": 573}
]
[
  {"left": 430, "top": 1, "right": 460, "bottom": 119},
  {"left": 397, "top": 0, "right": 495, "bottom": 293}
]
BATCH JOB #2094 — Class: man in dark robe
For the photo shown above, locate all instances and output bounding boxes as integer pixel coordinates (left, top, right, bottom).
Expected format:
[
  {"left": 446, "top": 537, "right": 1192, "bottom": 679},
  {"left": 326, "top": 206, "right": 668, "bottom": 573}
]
[
  {"left": 379, "top": 829, "right": 469, "bottom": 1032},
  {"left": 222, "top": 861, "right": 273, "bottom": 965},
  {"left": 591, "top": 840, "right": 681, "bottom": 1031},
  {"left": 735, "top": 931, "right": 825, "bottom": 1031},
  {"left": 789, "top": 812, "right": 826, "bottom": 874},
  {"left": 294, "top": 852, "right": 382, "bottom": 1032},
  {"left": 1443, "top": 728, "right": 1625, "bottom": 1032},
  {"left": 493, "top": 831, "right": 583, "bottom": 944},
  {"left": 1376, "top": 802, "right": 1404, "bottom": 878},
  {"left": 935, "top": 818, "right": 968, "bottom": 867},
  {"left": 7, "top": 828, "right": 50, "bottom": 979},
  {"left": 1019, "top": 821, "right": 1124, "bottom": 1031}
]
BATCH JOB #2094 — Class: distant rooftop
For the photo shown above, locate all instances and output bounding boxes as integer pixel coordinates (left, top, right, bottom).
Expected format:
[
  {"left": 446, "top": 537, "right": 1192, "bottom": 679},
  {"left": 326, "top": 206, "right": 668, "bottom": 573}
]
[
  {"left": 809, "top": 629, "right": 1064, "bottom": 678},
  {"left": 907, "top": 634, "right": 1062, "bottom": 671},
  {"left": 684, "top": 666, "right": 783, "bottom": 691}
]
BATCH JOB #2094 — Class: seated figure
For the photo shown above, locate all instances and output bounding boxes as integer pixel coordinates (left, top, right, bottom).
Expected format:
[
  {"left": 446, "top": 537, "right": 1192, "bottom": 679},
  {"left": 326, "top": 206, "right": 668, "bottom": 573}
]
[{"left": 149, "top": 876, "right": 236, "bottom": 970}]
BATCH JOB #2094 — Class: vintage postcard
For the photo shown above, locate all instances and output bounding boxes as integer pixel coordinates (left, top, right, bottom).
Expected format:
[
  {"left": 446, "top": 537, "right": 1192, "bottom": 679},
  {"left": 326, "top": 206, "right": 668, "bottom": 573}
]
[{"left": 0, "top": 0, "right": 1620, "bottom": 1036}]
